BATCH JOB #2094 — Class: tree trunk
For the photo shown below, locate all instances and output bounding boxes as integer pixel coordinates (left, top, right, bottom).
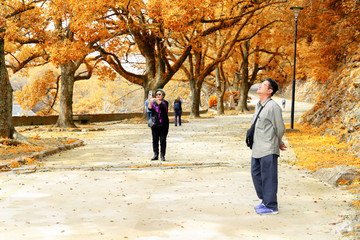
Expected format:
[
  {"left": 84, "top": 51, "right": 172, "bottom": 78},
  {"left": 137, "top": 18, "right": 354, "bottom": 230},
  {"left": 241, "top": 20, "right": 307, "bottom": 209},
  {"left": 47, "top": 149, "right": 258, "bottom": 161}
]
[
  {"left": 215, "top": 66, "right": 225, "bottom": 115},
  {"left": 0, "top": 34, "right": 15, "bottom": 138},
  {"left": 233, "top": 70, "right": 241, "bottom": 92},
  {"left": 216, "top": 90, "right": 225, "bottom": 114},
  {"left": 55, "top": 62, "right": 76, "bottom": 128},
  {"left": 189, "top": 78, "right": 202, "bottom": 118},
  {"left": 238, "top": 79, "right": 250, "bottom": 112},
  {"left": 236, "top": 40, "right": 250, "bottom": 112}
]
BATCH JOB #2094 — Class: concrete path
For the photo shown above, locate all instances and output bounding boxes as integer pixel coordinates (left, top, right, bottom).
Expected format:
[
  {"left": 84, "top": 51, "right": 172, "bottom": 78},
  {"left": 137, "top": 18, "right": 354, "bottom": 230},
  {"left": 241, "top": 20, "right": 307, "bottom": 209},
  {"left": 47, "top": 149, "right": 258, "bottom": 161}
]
[{"left": 0, "top": 96, "right": 357, "bottom": 240}]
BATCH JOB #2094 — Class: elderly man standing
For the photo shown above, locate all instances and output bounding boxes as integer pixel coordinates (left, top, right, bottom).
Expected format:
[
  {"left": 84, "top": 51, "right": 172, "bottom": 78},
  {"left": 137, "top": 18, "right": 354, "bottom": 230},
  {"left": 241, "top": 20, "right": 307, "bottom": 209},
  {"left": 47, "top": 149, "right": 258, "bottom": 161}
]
[{"left": 251, "top": 78, "right": 286, "bottom": 215}]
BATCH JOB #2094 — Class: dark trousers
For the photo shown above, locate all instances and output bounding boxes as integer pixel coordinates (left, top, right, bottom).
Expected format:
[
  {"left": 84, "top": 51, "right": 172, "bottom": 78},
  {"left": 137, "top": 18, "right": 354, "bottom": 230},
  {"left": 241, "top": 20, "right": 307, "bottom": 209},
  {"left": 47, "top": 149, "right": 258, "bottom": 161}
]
[
  {"left": 174, "top": 112, "right": 181, "bottom": 126},
  {"left": 151, "top": 126, "right": 169, "bottom": 156},
  {"left": 251, "top": 154, "right": 278, "bottom": 210}
]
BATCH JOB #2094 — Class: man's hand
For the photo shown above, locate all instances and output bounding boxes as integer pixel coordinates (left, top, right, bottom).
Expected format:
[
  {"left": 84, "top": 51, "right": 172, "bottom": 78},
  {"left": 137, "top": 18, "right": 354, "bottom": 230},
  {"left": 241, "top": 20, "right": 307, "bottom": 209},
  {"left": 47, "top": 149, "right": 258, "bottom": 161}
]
[{"left": 280, "top": 143, "right": 287, "bottom": 151}]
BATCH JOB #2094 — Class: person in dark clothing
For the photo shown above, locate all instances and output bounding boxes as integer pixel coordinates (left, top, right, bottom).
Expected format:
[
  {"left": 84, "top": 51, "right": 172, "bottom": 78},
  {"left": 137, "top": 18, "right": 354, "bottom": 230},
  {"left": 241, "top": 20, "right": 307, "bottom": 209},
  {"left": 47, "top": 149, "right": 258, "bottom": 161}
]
[
  {"left": 173, "top": 96, "right": 182, "bottom": 126},
  {"left": 148, "top": 89, "right": 169, "bottom": 161}
]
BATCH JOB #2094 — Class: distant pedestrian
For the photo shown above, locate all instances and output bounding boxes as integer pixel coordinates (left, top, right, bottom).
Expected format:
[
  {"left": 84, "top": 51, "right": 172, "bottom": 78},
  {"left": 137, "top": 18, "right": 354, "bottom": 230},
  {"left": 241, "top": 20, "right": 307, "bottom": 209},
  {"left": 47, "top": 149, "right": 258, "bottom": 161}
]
[
  {"left": 148, "top": 89, "right": 169, "bottom": 161},
  {"left": 250, "top": 78, "right": 286, "bottom": 215},
  {"left": 173, "top": 97, "right": 182, "bottom": 126},
  {"left": 144, "top": 92, "right": 152, "bottom": 121},
  {"left": 281, "top": 98, "right": 286, "bottom": 109}
]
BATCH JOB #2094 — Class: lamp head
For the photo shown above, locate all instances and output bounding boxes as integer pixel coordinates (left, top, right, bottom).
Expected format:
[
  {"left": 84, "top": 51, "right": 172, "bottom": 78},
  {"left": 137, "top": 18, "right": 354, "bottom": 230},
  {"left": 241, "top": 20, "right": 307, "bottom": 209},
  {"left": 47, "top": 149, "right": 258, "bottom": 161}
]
[{"left": 290, "top": 6, "right": 304, "bottom": 18}]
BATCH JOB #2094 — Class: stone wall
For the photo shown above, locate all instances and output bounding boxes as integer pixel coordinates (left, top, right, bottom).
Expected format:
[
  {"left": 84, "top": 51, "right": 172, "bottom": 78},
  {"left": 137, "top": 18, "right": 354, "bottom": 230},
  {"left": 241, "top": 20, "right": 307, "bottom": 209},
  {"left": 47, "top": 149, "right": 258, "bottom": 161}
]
[
  {"left": 281, "top": 79, "right": 324, "bottom": 103},
  {"left": 13, "top": 110, "right": 208, "bottom": 126}
]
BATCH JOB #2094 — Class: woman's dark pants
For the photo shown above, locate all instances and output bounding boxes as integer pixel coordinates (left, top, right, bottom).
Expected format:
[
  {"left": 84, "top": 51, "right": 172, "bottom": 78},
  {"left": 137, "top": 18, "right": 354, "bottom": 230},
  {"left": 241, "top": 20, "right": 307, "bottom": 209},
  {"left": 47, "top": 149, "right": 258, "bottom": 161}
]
[{"left": 151, "top": 126, "right": 169, "bottom": 157}]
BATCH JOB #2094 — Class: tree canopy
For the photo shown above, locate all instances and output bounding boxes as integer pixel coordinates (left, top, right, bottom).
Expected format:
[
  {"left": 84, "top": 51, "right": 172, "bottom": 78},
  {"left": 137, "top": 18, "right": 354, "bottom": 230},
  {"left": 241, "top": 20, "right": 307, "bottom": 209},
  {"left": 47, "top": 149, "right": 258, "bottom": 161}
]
[{"left": 1, "top": 0, "right": 360, "bottom": 133}]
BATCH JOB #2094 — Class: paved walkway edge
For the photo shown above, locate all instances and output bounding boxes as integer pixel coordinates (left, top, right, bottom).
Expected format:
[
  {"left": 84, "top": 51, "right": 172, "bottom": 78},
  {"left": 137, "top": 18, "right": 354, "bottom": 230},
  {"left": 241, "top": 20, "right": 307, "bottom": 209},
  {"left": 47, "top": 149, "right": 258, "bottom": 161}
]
[{"left": 0, "top": 139, "right": 84, "bottom": 171}]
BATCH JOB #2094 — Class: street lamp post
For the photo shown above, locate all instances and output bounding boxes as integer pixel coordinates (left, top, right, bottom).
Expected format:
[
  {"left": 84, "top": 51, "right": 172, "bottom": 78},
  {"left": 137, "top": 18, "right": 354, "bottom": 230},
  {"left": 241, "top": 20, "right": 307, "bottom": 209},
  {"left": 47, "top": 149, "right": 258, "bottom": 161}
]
[{"left": 290, "top": 6, "right": 303, "bottom": 129}]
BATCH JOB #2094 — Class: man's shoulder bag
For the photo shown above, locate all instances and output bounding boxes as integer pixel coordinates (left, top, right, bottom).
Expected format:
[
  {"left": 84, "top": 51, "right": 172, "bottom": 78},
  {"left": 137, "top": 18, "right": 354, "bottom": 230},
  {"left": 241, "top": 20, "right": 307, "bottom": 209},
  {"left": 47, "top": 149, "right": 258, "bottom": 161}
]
[{"left": 245, "top": 100, "right": 271, "bottom": 149}]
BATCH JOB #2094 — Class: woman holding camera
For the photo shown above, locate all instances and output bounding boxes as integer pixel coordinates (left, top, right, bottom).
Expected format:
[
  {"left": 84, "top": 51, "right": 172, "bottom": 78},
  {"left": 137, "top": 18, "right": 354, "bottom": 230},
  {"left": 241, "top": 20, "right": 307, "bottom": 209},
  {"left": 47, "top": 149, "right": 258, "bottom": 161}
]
[{"left": 148, "top": 89, "right": 169, "bottom": 161}]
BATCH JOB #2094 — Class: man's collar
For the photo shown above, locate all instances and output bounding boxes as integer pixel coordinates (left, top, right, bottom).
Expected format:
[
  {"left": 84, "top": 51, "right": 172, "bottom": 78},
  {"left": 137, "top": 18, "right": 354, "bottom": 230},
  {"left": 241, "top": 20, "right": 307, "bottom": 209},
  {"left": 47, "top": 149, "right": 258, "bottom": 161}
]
[{"left": 258, "top": 97, "right": 272, "bottom": 107}]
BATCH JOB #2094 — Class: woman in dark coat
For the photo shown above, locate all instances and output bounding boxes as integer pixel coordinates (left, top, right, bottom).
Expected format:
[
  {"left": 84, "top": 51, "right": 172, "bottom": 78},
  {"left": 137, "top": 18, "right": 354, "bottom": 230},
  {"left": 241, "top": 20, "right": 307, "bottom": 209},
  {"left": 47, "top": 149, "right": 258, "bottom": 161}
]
[{"left": 148, "top": 89, "right": 169, "bottom": 161}]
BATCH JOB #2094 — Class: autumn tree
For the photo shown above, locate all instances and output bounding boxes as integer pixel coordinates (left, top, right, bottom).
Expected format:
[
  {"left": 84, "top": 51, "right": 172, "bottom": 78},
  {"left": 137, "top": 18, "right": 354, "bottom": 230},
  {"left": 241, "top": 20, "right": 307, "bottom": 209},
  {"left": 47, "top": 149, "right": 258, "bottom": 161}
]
[
  {"left": 177, "top": 1, "right": 289, "bottom": 117},
  {"left": 72, "top": 75, "right": 144, "bottom": 114},
  {"left": 289, "top": 0, "right": 360, "bottom": 136},
  {"left": 43, "top": 0, "right": 107, "bottom": 128},
  {"left": 94, "top": 0, "right": 260, "bottom": 117},
  {"left": 92, "top": 0, "right": 198, "bottom": 119},
  {"left": 14, "top": 65, "right": 59, "bottom": 115},
  {"left": 14, "top": 0, "right": 107, "bottom": 128},
  {"left": 180, "top": 30, "right": 236, "bottom": 117},
  {"left": 224, "top": 3, "right": 293, "bottom": 112},
  {"left": 295, "top": 0, "right": 360, "bottom": 82},
  {"left": 0, "top": 0, "right": 47, "bottom": 140}
]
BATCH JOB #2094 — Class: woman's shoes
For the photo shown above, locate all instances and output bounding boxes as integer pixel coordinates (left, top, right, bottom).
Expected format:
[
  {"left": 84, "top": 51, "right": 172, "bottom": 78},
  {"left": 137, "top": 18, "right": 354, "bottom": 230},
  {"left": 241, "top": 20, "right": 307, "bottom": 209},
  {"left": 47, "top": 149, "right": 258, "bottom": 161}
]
[{"left": 151, "top": 154, "right": 165, "bottom": 161}]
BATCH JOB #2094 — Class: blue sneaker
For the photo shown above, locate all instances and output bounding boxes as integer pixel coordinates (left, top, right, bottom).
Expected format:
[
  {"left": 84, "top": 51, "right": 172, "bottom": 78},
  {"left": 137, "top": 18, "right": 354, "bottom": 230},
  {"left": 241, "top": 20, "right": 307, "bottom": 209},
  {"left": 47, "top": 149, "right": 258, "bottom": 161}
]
[
  {"left": 256, "top": 207, "right": 279, "bottom": 215},
  {"left": 254, "top": 203, "right": 265, "bottom": 210}
]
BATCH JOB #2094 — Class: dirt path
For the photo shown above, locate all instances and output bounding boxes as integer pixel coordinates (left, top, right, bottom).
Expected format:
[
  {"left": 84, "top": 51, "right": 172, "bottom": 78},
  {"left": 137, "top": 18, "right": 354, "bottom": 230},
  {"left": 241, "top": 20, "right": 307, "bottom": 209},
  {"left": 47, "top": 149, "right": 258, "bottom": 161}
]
[{"left": 0, "top": 96, "right": 357, "bottom": 240}]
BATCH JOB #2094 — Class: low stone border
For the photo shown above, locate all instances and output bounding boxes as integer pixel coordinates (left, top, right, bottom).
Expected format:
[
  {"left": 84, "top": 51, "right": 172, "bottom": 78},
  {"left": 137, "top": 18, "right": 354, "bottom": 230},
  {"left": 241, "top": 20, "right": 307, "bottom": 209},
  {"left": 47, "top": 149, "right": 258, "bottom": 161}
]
[
  {"left": 34, "top": 127, "right": 105, "bottom": 132},
  {"left": 10, "top": 162, "right": 229, "bottom": 174},
  {"left": 0, "top": 139, "right": 84, "bottom": 171},
  {"left": 311, "top": 166, "right": 360, "bottom": 236},
  {"left": 313, "top": 166, "right": 360, "bottom": 186}
]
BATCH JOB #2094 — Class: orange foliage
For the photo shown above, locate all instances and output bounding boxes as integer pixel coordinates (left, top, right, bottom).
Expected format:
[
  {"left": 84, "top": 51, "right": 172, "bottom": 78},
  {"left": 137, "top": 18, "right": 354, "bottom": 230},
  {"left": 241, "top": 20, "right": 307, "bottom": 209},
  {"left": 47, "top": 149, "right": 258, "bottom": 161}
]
[
  {"left": 3, "top": 1, "right": 48, "bottom": 73},
  {"left": 351, "top": 200, "right": 360, "bottom": 210},
  {"left": 24, "top": 158, "right": 37, "bottom": 165},
  {"left": 73, "top": 97, "right": 102, "bottom": 115},
  {"left": 14, "top": 66, "right": 58, "bottom": 115},
  {"left": 32, "top": 134, "right": 41, "bottom": 140},
  {"left": 286, "top": 123, "right": 360, "bottom": 172},
  {"left": 208, "top": 95, "right": 217, "bottom": 108},
  {"left": 66, "top": 139, "right": 77, "bottom": 144},
  {"left": 1, "top": 138, "right": 79, "bottom": 169},
  {"left": 147, "top": 0, "right": 217, "bottom": 33},
  {"left": 9, "top": 161, "right": 21, "bottom": 168},
  {"left": 208, "top": 92, "right": 240, "bottom": 108},
  {"left": 297, "top": 0, "right": 360, "bottom": 82},
  {"left": 72, "top": 77, "right": 143, "bottom": 114},
  {"left": 287, "top": 123, "right": 360, "bottom": 215}
]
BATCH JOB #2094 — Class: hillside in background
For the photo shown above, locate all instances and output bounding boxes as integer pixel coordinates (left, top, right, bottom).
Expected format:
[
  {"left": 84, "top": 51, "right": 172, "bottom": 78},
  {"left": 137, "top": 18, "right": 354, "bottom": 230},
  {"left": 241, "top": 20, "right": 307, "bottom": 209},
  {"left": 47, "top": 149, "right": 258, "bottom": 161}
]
[{"left": 298, "top": 50, "right": 360, "bottom": 156}]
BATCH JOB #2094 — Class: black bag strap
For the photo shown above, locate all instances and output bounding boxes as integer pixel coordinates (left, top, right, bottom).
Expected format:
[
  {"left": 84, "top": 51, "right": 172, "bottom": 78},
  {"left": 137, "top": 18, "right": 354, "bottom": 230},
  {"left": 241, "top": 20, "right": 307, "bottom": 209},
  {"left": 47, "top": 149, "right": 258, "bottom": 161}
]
[{"left": 252, "top": 99, "right": 272, "bottom": 127}]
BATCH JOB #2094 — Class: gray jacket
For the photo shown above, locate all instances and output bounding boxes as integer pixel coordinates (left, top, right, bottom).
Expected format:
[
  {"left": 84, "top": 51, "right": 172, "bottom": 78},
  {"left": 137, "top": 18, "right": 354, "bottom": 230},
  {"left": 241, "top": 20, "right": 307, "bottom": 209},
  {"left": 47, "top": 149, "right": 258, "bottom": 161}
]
[{"left": 251, "top": 98, "right": 285, "bottom": 158}]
